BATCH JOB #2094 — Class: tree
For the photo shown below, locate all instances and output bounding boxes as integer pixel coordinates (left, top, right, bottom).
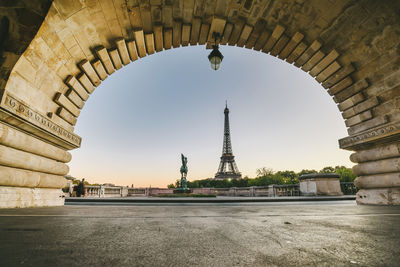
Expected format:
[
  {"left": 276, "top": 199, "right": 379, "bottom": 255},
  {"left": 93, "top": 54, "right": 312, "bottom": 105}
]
[
  {"left": 276, "top": 170, "right": 298, "bottom": 184},
  {"left": 320, "top": 166, "right": 335, "bottom": 173},
  {"left": 334, "top": 166, "right": 356, "bottom": 182},
  {"left": 256, "top": 167, "right": 274, "bottom": 177},
  {"left": 165, "top": 166, "right": 357, "bottom": 188},
  {"left": 298, "top": 169, "right": 318, "bottom": 177}
]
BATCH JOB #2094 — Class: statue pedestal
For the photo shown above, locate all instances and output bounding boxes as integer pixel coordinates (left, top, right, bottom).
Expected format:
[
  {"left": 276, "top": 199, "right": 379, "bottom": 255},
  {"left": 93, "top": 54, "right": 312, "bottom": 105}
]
[
  {"left": 173, "top": 188, "right": 192, "bottom": 194},
  {"left": 299, "top": 173, "right": 343, "bottom": 196}
]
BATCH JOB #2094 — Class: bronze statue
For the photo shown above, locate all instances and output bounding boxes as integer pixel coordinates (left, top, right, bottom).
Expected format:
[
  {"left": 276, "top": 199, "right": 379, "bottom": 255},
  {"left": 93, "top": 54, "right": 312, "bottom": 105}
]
[{"left": 180, "top": 154, "right": 188, "bottom": 189}]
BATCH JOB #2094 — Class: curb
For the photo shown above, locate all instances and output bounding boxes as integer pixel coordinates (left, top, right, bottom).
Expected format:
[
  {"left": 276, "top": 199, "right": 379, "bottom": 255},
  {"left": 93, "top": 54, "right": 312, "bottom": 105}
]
[{"left": 65, "top": 196, "right": 356, "bottom": 204}]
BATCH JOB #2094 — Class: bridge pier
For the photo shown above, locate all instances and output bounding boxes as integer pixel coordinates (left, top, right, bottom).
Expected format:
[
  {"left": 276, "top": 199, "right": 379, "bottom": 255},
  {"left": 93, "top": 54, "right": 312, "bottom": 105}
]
[{"left": 349, "top": 142, "right": 400, "bottom": 205}]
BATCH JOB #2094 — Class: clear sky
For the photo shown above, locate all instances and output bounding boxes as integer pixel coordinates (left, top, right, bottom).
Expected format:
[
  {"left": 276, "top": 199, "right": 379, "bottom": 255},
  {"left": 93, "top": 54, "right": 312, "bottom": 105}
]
[{"left": 69, "top": 45, "right": 353, "bottom": 187}]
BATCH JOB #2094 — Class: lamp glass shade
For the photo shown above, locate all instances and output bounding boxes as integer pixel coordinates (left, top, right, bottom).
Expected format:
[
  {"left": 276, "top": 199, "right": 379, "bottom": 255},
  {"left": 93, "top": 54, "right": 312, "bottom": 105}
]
[
  {"left": 208, "top": 45, "right": 223, "bottom": 71},
  {"left": 209, "top": 56, "right": 222, "bottom": 70}
]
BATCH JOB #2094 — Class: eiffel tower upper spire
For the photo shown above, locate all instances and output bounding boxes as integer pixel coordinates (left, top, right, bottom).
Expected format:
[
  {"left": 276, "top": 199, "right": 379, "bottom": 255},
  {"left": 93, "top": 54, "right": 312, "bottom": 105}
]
[{"left": 215, "top": 102, "right": 242, "bottom": 180}]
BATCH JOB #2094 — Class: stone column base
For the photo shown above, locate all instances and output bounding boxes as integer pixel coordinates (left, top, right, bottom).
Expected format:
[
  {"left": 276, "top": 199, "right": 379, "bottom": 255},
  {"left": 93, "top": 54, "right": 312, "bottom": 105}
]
[
  {"left": 0, "top": 186, "right": 65, "bottom": 208},
  {"left": 356, "top": 188, "right": 400, "bottom": 205}
]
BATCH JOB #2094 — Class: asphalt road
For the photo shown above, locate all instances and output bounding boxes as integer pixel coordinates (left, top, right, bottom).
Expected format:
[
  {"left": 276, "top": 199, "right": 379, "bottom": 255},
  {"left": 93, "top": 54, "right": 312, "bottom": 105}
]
[{"left": 1, "top": 202, "right": 400, "bottom": 266}]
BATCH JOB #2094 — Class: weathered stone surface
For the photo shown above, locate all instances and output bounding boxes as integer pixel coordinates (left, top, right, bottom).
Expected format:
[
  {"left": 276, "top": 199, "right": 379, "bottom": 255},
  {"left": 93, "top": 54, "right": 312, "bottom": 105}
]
[
  {"left": 277, "top": 32, "right": 302, "bottom": 59},
  {"left": 163, "top": 28, "right": 172, "bottom": 49},
  {"left": 54, "top": 92, "right": 80, "bottom": 117},
  {"left": 95, "top": 47, "right": 115, "bottom": 75},
  {"left": 0, "top": 91, "right": 81, "bottom": 149},
  {"left": 56, "top": 107, "right": 77, "bottom": 125},
  {"left": 92, "top": 60, "right": 107, "bottom": 80},
  {"left": 339, "top": 120, "right": 398, "bottom": 150},
  {"left": 253, "top": 30, "right": 270, "bottom": 51},
  {"left": 228, "top": 19, "right": 245, "bottom": 46},
  {"left": 220, "top": 22, "right": 233, "bottom": 46},
  {"left": 270, "top": 34, "right": 289, "bottom": 57},
  {"left": 355, "top": 173, "right": 400, "bottom": 189},
  {"left": 207, "top": 17, "right": 226, "bottom": 44},
  {"left": 65, "top": 76, "right": 89, "bottom": 101},
  {"left": 47, "top": 112, "right": 74, "bottom": 133},
  {"left": 345, "top": 110, "right": 372, "bottom": 127},
  {"left": 310, "top": 50, "right": 339, "bottom": 77},
  {"left": 145, "top": 33, "right": 155, "bottom": 54},
  {"left": 286, "top": 42, "right": 307, "bottom": 64},
  {"left": 198, "top": 23, "right": 210, "bottom": 45},
  {"left": 350, "top": 143, "right": 400, "bottom": 163},
  {"left": 353, "top": 157, "right": 400, "bottom": 176},
  {"left": 262, "top": 24, "right": 284, "bottom": 53},
  {"left": 0, "top": 121, "right": 71, "bottom": 162},
  {"left": 0, "top": 186, "right": 64, "bottom": 208},
  {"left": 79, "top": 60, "right": 101, "bottom": 86},
  {"left": 172, "top": 20, "right": 181, "bottom": 48},
  {"left": 134, "top": 30, "right": 147, "bottom": 57},
  {"left": 322, "top": 64, "right": 355, "bottom": 89},
  {"left": 77, "top": 73, "right": 95, "bottom": 94},
  {"left": 294, "top": 40, "right": 321, "bottom": 67},
  {"left": 334, "top": 79, "right": 369, "bottom": 103},
  {"left": 65, "top": 88, "right": 84, "bottom": 109},
  {"left": 328, "top": 76, "right": 353, "bottom": 96},
  {"left": 0, "top": 144, "right": 69, "bottom": 175},
  {"left": 302, "top": 50, "right": 325, "bottom": 72},
  {"left": 338, "top": 93, "right": 365, "bottom": 111},
  {"left": 236, "top": 25, "right": 253, "bottom": 48},
  {"left": 0, "top": 165, "right": 66, "bottom": 188},
  {"left": 245, "top": 21, "right": 266, "bottom": 49},
  {"left": 316, "top": 61, "right": 341, "bottom": 83},
  {"left": 348, "top": 116, "right": 388, "bottom": 136},
  {"left": 300, "top": 175, "right": 343, "bottom": 196},
  {"left": 115, "top": 38, "right": 130, "bottom": 65},
  {"left": 109, "top": 49, "right": 122, "bottom": 70},
  {"left": 153, "top": 25, "right": 164, "bottom": 52},
  {"left": 190, "top": 17, "right": 201, "bottom": 45},
  {"left": 357, "top": 188, "right": 400, "bottom": 205},
  {"left": 342, "top": 97, "right": 379, "bottom": 119},
  {"left": 126, "top": 41, "right": 139, "bottom": 61}
]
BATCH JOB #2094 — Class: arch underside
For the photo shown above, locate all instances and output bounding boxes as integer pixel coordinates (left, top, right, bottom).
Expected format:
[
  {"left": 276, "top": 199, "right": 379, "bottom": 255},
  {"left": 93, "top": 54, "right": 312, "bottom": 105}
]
[{"left": 0, "top": 0, "right": 400, "bottom": 207}]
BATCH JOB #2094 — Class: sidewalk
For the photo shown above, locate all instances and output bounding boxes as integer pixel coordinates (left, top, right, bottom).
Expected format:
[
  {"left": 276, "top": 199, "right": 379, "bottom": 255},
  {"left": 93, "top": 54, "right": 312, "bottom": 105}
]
[{"left": 1, "top": 202, "right": 399, "bottom": 266}]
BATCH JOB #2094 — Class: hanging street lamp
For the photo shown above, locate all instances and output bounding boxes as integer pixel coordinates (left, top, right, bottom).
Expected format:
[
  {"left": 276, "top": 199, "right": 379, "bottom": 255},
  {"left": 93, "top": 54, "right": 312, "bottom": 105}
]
[{"left": 208, "top": 32, "right": 223, "bottom": 71}]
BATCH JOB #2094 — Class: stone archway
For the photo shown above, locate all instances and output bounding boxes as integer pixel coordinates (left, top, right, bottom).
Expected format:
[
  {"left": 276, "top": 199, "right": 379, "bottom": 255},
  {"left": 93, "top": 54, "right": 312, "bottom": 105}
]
[{"left": 0, "top": 0, "right": 399, "bottom": 207}]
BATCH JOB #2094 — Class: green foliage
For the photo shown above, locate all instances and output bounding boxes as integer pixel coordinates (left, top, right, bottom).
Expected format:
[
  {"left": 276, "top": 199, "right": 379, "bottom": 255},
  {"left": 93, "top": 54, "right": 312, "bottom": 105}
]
[
  {"left": 332, "top": 166, "right": 357, "bottom": 182},
  {"left": 167, "top": 183, "right": 175, "bottom": 189},
  {"left": 320, "top": 166, "right": 335, "bottom": 173},
  {"left": 298, "top": 169, "right": 318, "bottom": 176},
  {"left": 178, "top": 166, "right": 356, "bottom": 188},
  {"left": 256, "top": 167, "right": 274, "bottom": 177}
]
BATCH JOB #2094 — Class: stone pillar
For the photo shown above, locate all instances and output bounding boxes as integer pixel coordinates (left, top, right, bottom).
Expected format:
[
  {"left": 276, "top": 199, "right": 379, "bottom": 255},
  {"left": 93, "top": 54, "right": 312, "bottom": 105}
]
[
  {"left": 0, "top": 91, "right": 81, "bottom": 208},
  {"left": 350, "top": 142, "right": 400, "bottom": 205},
  {"left": 121, "top": 186, "right": 128, "bottom": 197},
  {"left": 268, "top": 185, "right": 275, "bottom": 197},
  {"left": 249, "top": 187, "right": 255, "bottom": 197},
  {"left": 100, "top": 186, "right": 105, "bottom": 197}
]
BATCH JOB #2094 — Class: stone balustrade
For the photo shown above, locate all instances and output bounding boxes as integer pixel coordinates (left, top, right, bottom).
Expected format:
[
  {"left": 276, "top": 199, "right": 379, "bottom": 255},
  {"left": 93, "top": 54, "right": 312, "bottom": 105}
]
[{"left": 68, "top": 183, "right": 352, "bottom": 198}]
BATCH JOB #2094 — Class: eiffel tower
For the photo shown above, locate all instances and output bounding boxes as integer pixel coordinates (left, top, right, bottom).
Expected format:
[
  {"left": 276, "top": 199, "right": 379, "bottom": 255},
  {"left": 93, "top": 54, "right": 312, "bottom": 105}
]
[{"left": 215, "top": 102, "right": 242, "bottom": 180}]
